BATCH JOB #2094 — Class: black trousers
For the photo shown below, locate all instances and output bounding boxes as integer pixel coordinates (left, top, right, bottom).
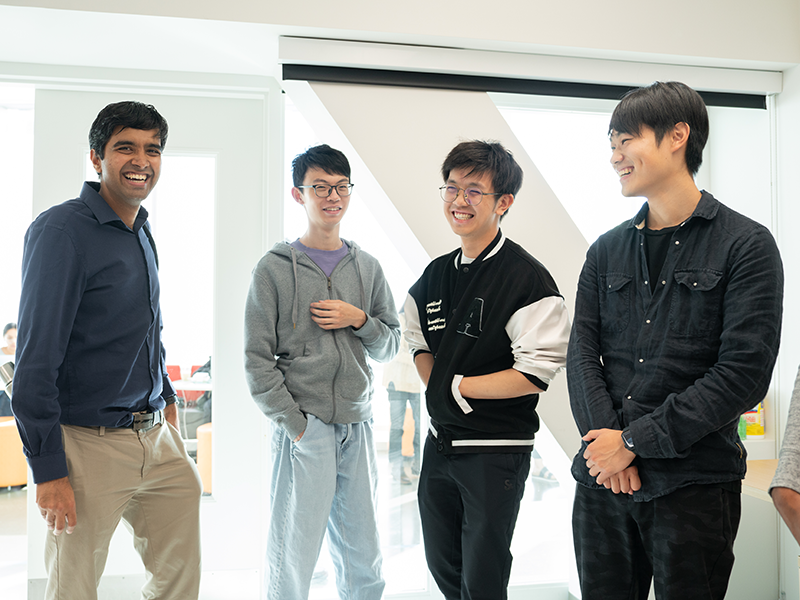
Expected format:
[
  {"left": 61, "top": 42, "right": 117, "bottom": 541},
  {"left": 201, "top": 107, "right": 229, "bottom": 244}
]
[
  {"left": 418, "top": 434, "right": 530, "bottom": 600},
  {"left": 573, "top": 483, "right": 741, "bottom": 600}
]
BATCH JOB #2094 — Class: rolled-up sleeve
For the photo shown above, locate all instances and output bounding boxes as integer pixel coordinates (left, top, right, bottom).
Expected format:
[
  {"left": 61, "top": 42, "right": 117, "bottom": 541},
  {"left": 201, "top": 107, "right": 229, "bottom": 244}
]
[{"left": 771, "top": 366, "right": 800, "bottom": 494}]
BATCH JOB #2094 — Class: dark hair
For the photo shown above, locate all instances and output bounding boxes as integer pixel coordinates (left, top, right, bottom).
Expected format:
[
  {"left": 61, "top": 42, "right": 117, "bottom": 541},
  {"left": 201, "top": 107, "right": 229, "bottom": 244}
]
[
  {"left": 441, "top": 141, "right": 523, "bottom": 219},
  {"left": 609, "top": 81, "right": 709, "bottom": 175},
  {"left": 442, "top": 140, "right": 522, "bottom": 195},
  {"left": 3, "top": 323, "right": 16, "bottom": 336},
  {"left": 89, "top": 101, "right": 169, "bottom": 160},
  {"left": 292, "top": 144, "right": 351, "bottom": 187}
]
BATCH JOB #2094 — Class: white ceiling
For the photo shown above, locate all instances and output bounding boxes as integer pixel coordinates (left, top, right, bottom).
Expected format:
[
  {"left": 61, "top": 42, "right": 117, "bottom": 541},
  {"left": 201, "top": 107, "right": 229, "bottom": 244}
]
[
  {"left": 1, "top": 3, "right": 795, "bottom": 81},
  {"left": 0, "top": 5, "right": 281, "bottom": 76}
]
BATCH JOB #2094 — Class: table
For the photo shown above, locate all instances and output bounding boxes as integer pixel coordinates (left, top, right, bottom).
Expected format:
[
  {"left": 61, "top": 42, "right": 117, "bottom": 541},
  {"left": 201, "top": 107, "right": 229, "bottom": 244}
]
[{"left": 743, "top": 459, "right": 778, "bottom": 502}]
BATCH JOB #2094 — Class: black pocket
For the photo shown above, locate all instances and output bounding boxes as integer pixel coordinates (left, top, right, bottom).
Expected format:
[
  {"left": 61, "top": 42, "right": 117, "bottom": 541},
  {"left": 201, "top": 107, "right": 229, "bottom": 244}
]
[
  {"left": 599, "top": 273, "right": 633, "bottom": 333},
  {"left": 669, "top": 269, "right": 724, "bottom": 337}
]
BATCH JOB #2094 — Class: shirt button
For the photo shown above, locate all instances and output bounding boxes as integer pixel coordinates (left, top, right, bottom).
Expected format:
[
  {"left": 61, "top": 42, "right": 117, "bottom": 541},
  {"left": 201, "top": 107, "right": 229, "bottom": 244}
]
[
  {"left": 627, "top": 395, "right": 632, "bottom": 399},
  {"left": 662, "top": 280, "right": 666, "bottom": 285},
  {"left": 463, "top": 267, "right": 469, "bottom": 273},
  {"left": 675, "top": 241, "right": 680, "bottom": 245},
  {"left": 646, "top": 319, "right": 651, "bottom": 324},
  {"left": 693, "top": 282, "right": 698, "bottom": 286},
  {"left": 644, "top": 281, "right": 648, "bottom": 285},
  {"left": 639, "top": 358, "right": 644, "bottom": 363}
]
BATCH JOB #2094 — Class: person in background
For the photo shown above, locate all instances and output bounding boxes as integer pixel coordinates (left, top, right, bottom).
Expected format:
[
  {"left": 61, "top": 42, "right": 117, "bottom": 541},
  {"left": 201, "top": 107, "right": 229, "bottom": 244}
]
[
  {"left": 383, "top": 310, "right": 420, "bottom": 485},
  {"left": 0, "top": 322, "right": 15, "bottom": 416},
  {"left": 245, "top": 144, "right": 400, "bottom": 600},
  {"left": 568, "top": 82, "right": 783, "bottom": 600},
  {"left": 12, "top": 101, "right": 202, "bottom": 600},
  {"left": 1, "top": 322, "right": 15, "bottom": 359},
  {"left": 404, "top": 140, "right": 570, "bottom": 599},
  {"left": 770, "top": 366, "right": 800, "bottom": 544}
]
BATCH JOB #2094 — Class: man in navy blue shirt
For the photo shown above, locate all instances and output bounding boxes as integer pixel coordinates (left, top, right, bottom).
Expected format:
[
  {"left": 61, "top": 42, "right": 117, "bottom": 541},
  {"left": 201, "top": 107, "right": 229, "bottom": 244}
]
[
  {"left": 569, "top": 82, "right": 783, "bottom": 599},
  {"left": 13, "top": 101, "right": 202, "bottom": 600}
]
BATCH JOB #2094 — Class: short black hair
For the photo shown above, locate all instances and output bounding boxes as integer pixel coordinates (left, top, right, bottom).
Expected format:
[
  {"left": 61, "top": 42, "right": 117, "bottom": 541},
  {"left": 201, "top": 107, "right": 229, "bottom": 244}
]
[
  {"left": 292, "top": 144, "right": 351, "bottom": 188},
  {"left": 441, "top": 141, "right": 523, "bottom": 219},
  {"left": 89, "top": 101, "right": 169, "bottom": 160},
  {"left": 609, "top": 81, "right": 709, "bottom": 175},
  {"left": 3, "top": 323, "right": 16, "bottom": 336}
]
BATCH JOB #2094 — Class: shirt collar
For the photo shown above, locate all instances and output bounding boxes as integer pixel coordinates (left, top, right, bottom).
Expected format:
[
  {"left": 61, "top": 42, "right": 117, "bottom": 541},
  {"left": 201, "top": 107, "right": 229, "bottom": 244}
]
[
  {"left": 453, "top": 229, "right": 506, "bottom": 269},
  {"left": 80, "top": 181, "right": 150, "bottom": 232},
  {"left": 629, "top": 190, "right": 719, "bottom": 231}
]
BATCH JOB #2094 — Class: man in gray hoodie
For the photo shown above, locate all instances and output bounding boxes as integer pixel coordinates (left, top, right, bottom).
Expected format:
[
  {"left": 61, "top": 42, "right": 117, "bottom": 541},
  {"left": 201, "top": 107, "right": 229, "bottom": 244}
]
[{"left": 245, "top": 144, "right": 400, "bottom": 600}]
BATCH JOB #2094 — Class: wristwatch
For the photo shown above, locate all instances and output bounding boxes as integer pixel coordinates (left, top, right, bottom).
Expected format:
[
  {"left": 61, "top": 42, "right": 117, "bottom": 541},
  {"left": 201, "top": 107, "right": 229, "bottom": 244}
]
[{"left": 621, "top": 428, "right": 635, "bottom": 453}]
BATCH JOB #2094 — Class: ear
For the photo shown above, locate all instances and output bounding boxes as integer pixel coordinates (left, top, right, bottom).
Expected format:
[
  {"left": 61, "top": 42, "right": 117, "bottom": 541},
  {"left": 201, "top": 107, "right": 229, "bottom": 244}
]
[
  {"left": 291, "top": 187, "right": 305, "bottom": 206},
  {"left": 670, "top": 122, "right": 690, "bottom": 154},
  {"left": 89, "top": 149, "right": 102, "bottom": 174},
  {"left": 495, "top": 193, "right": 515, "bottom": 217}
]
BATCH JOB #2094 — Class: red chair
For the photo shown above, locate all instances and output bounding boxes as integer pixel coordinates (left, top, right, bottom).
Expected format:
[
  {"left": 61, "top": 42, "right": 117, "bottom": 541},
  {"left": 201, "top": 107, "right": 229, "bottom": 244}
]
[{"left": 166, "top": 364, "right": 186, "bottom": 403}]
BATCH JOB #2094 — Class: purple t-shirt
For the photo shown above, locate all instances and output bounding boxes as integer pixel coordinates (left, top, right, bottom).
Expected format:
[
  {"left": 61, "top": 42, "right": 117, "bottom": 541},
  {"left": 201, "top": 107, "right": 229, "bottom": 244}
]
[{"left": 291, "top": 239, "right": 350, "bottom": 278}]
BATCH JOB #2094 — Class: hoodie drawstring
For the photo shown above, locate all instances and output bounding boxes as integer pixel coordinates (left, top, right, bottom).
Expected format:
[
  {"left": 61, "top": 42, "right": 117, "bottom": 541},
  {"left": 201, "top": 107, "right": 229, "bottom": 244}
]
[
  {"left": 352, "top": 247, "right": 367, "bottom": 315},
  {"left": 290, "top": 247, "right": 299, "bottom": 329}
]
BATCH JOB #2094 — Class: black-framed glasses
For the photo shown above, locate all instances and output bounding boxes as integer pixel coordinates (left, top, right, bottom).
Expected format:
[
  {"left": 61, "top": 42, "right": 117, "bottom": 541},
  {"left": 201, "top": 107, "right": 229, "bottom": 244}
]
[
  {"left": 297, "top": 183, "right": 355, "bottom": 198},
  {"left": 439, "top": 185, "right": 501, "bottom": 206}
]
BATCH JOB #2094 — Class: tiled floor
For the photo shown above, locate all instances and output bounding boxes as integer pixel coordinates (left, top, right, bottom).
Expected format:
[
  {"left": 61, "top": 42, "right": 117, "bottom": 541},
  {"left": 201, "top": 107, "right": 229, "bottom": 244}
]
[
  {"left": 0, "top": 451, "right": 572, "bottom": 599},
  {"left": 0, "top": 486, "right": 27, "bottom": 600}
]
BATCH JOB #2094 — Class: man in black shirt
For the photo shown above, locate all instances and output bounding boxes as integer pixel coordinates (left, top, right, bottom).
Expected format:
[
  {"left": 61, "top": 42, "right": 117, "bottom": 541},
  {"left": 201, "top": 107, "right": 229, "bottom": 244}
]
[{"left": 568, "top": 82, "right": 783, "bottom": 599}]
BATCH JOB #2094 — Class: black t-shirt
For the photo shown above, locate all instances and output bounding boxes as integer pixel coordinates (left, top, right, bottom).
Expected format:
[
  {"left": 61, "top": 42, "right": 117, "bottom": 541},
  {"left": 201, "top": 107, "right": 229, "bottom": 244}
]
[{"left": 643, "top": 225, "right": 680, "bottom": 292}]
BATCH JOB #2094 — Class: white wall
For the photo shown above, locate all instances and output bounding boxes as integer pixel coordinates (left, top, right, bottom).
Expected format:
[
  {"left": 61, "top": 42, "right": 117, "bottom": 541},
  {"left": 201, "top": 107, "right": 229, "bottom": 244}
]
[{"left": 2, "top": 0, "right": 799, "bottom": 67}]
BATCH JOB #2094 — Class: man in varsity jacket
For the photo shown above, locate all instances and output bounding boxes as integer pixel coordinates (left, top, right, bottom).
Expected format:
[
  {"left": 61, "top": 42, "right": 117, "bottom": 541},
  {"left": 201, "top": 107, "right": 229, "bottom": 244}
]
[{"left": 404, "top": 140, "right": 571, "bottom": 599}]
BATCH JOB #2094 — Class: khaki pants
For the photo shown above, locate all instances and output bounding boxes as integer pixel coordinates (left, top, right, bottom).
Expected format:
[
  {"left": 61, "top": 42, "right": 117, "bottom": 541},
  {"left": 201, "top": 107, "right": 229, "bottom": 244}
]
[{"left": 44, "top": 421, "right": 203, "bottom": 600}]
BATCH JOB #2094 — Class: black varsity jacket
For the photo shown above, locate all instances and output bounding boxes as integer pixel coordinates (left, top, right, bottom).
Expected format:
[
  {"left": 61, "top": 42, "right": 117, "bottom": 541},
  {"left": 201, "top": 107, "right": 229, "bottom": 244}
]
[{"left": 404, "top": 231, "right": 570, "bottom": 453}]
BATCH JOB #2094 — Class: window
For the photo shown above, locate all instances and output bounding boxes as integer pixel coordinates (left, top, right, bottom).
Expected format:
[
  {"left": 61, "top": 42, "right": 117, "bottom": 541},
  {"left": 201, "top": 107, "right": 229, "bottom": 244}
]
[
  {"left": 84, "top": 154, "right": 216, "bottom": 446},
  {"left": 0, "top": 84, "right": 34, "bottom": 327}
]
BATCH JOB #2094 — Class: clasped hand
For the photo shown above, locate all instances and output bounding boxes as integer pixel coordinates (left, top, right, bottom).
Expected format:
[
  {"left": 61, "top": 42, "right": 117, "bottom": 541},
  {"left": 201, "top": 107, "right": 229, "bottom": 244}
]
[
  {"left": 310, "top": 300, "right": 366, "bottom": 330},
  {"left": 582, "top": 428, "right": 640, "bottom": 495}
]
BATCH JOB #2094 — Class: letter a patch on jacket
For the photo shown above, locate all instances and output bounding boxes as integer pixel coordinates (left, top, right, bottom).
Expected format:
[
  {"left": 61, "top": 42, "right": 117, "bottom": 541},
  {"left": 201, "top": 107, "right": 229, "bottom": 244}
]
[{"left": 457, "top": 297, "right": 484, "bottom": 338}]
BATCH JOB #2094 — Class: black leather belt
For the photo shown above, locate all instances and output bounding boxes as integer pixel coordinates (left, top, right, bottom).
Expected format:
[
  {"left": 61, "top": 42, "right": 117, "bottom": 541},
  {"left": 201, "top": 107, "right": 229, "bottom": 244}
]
[{"left": 131, "top": 410, "right": 164, "bottom": 432}]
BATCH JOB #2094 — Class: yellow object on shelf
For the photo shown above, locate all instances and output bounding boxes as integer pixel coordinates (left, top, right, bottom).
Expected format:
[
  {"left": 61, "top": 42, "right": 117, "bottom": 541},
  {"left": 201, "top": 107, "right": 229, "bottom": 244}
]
[{"left": 744, "top": 402, "right": 765, "bottom": 439}]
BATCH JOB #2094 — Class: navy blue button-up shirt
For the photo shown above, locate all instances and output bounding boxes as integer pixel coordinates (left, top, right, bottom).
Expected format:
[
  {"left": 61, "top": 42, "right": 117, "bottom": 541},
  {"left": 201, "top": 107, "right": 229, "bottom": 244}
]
[
  {"left": 13, "top": 182, "right": 175, "bottom": 484},
  {"left": 568, "top": 191, "right": 783, "bottom": 501}
]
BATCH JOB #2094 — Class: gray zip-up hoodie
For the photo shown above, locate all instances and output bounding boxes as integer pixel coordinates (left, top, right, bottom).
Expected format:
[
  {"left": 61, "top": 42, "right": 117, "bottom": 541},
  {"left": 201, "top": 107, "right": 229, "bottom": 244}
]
[{"left": 244, "top": 239, "right": 400, "bottom": 439}]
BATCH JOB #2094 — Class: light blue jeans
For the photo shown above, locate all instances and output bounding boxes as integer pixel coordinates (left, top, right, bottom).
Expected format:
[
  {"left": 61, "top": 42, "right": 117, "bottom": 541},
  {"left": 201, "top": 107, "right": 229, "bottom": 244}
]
[{"left": 267, "top": 414, "right": 384, "bottom": 600}]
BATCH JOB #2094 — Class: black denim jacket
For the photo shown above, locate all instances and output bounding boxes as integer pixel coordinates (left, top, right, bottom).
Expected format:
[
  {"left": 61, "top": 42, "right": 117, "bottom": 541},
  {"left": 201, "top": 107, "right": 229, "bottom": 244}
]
[{"left": 568, "top": 192, "right": 783, "bottom": 501}]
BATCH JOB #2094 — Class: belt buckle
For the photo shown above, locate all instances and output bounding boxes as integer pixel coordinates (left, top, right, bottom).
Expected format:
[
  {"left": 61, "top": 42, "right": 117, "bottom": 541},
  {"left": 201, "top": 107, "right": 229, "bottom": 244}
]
[{"left": 132, "top": 410, "right": 163, "bottom": 432}]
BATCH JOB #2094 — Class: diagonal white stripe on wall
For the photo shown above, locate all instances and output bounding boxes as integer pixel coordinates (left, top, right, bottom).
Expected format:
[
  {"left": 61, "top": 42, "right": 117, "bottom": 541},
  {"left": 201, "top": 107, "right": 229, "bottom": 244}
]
[{"left": 288, "top": 80, "right": 586, "bottom": 456}]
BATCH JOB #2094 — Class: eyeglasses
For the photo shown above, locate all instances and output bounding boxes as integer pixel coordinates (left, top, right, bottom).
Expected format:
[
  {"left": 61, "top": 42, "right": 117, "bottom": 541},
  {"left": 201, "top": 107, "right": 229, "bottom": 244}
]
[
  {"left": 439, "top": 185, "right": 501, "bottom": 206},
  {"left": 297, "top": 183, "right": 355, "bottom": 198}
]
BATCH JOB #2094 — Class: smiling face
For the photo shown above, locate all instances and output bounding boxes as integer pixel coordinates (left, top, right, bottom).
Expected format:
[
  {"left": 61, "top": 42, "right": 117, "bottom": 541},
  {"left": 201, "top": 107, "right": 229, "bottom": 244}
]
[
  {"left": 90, "top": 126, "right": 162, "bottom": 221},
  {"left": 443, "top": 167, "right": 513, "bottom": 257},
  {"left": 609, "top": 126, "right": 677, "bottom": 200},
  {"left": 292, "top": 167, "right": 351, "bottom": 236}
]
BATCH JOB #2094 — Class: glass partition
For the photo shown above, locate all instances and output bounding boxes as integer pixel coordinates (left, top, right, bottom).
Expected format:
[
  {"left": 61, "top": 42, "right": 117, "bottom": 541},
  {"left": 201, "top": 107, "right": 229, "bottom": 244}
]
[{"left": 84, "top": 154, "right": 216, "bottom": 461}]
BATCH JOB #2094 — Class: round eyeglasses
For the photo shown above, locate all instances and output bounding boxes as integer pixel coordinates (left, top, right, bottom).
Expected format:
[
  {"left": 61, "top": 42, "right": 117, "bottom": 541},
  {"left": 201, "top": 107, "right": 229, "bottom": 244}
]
[
  {"left": 439, "top": 185, "right": 501, "bottom": 206},
  {"left": 298, "top": 183, "right": 355, "bottom": 198}
]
